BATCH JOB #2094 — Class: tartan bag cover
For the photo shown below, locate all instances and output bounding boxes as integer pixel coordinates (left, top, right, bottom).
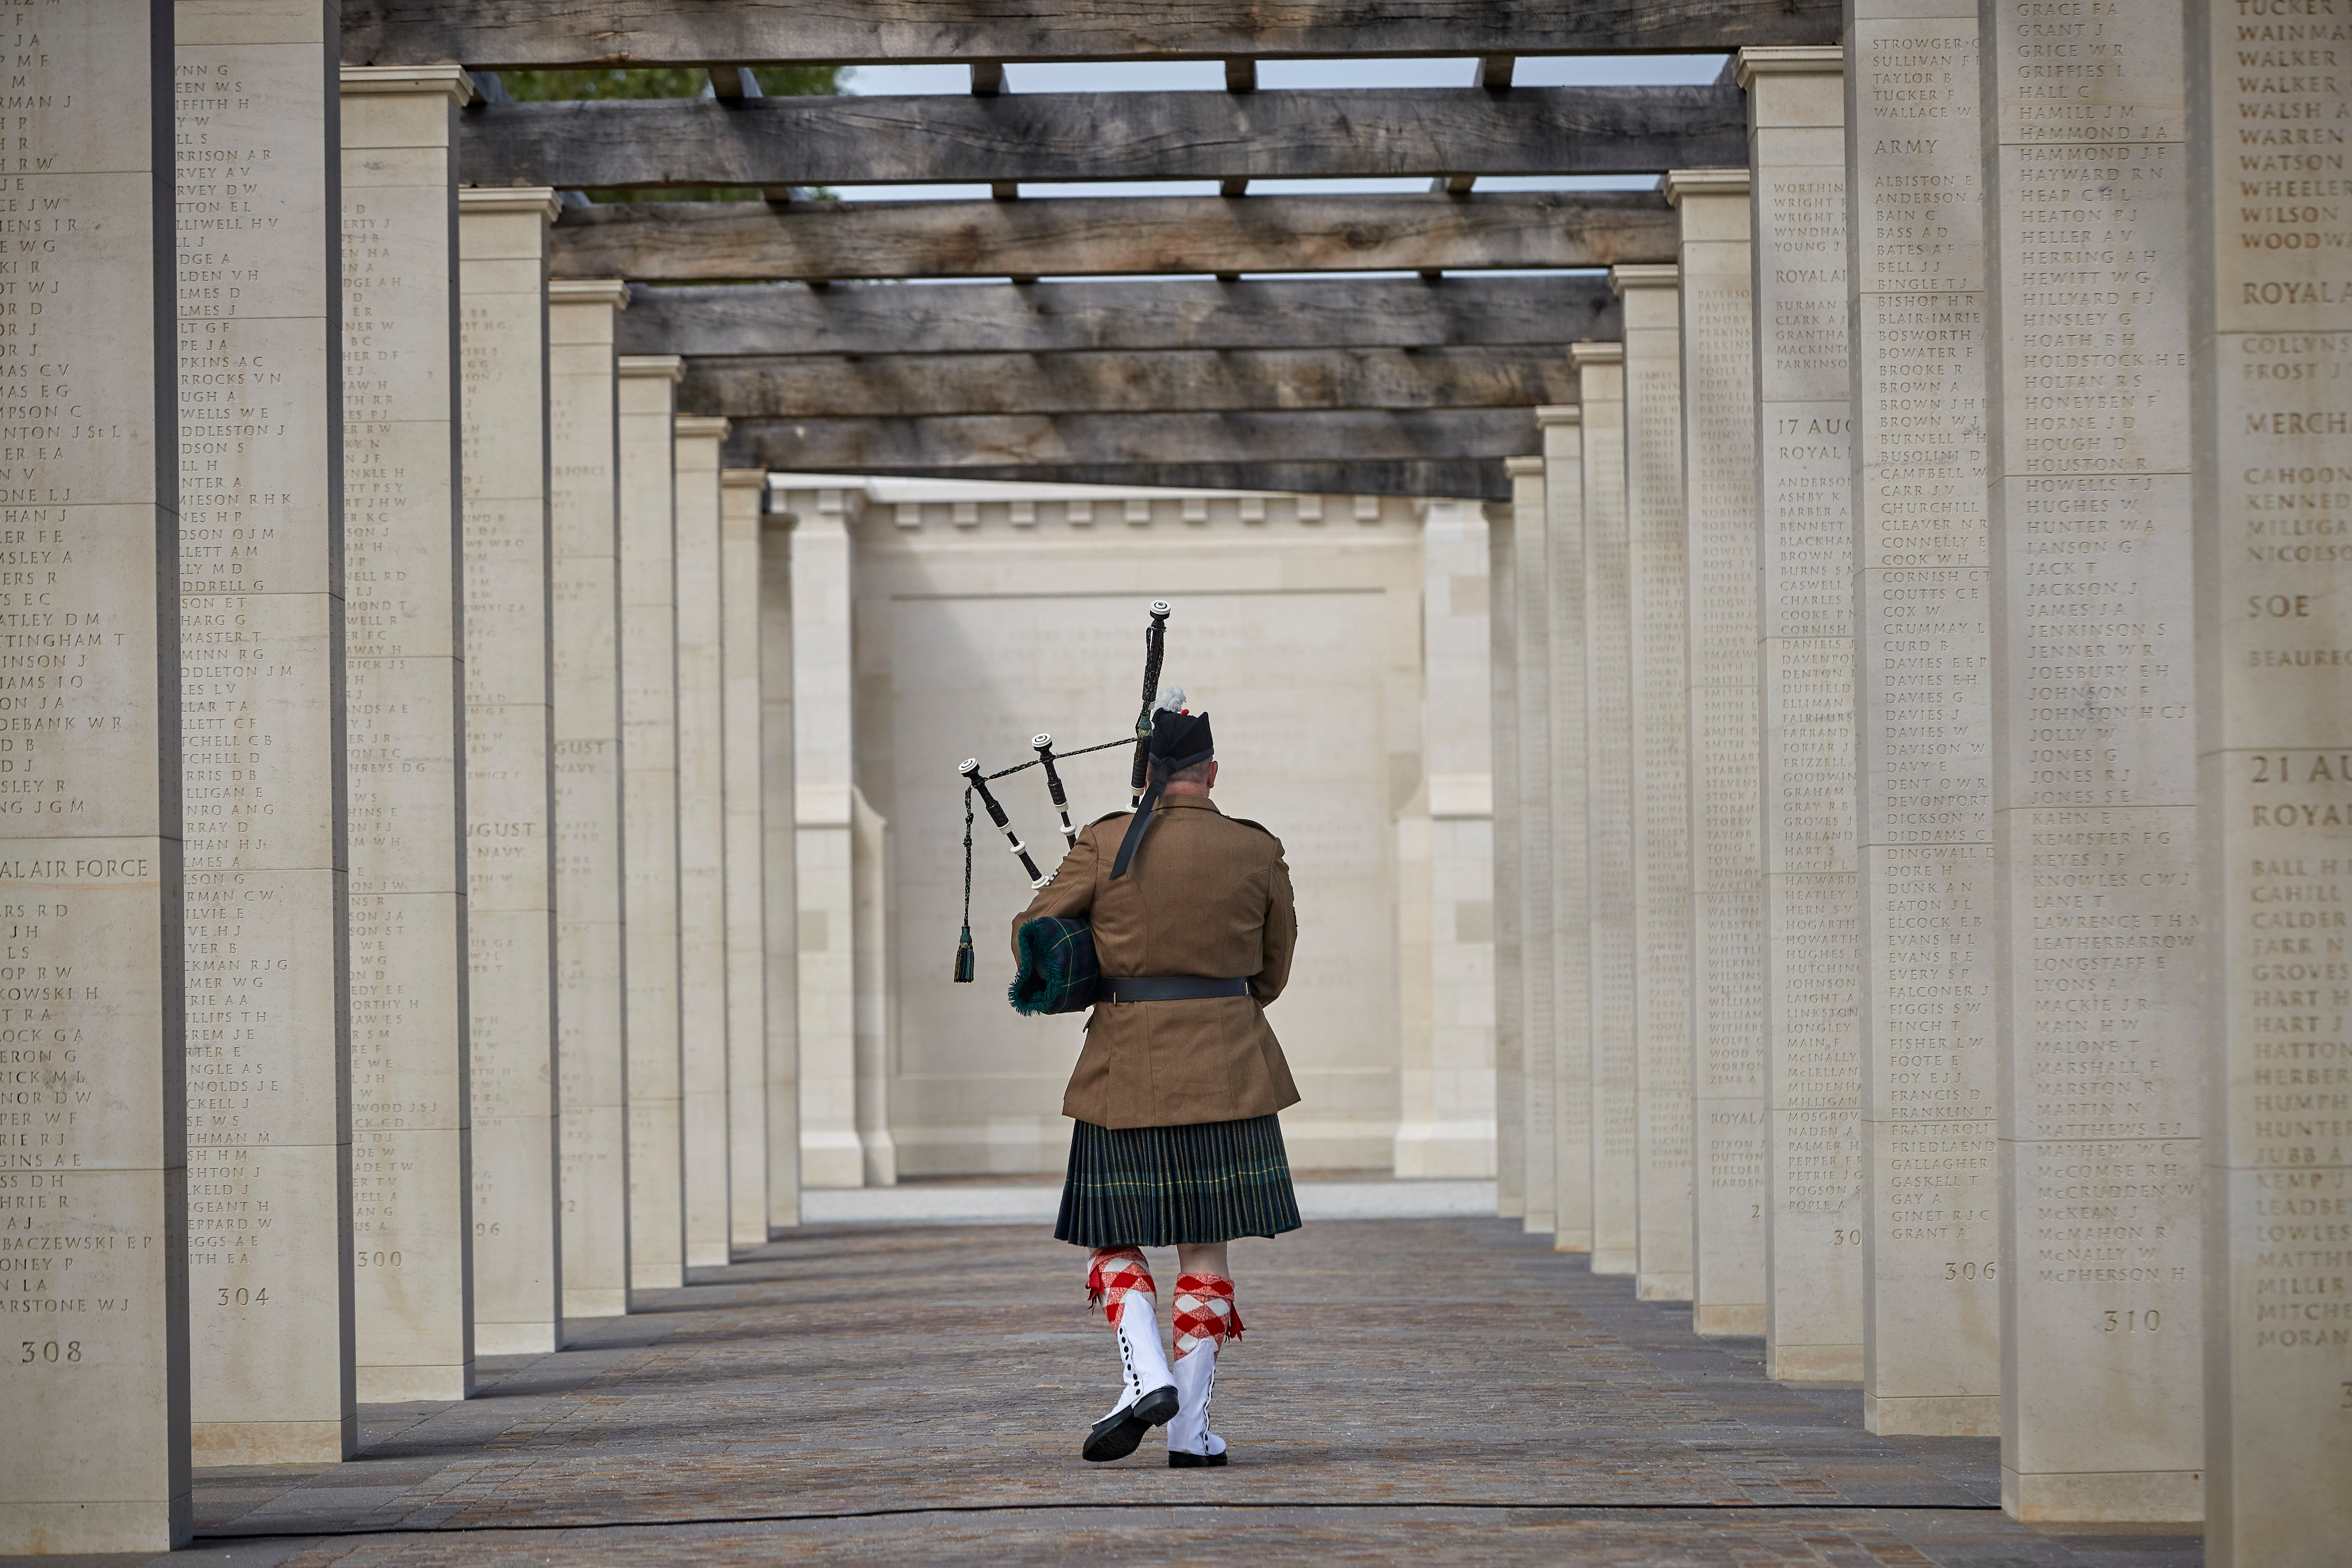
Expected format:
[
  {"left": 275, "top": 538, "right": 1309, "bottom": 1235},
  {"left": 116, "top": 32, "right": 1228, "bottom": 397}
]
[{"left": 1010, "top": 916, "right": 1101, "bottom": 1016}]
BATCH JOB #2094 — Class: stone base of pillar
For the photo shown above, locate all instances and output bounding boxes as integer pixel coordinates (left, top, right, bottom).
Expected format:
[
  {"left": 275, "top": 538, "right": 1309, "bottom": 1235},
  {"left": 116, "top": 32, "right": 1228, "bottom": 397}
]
[
  {"left": 2002, "top": 1469, "right": 2203, "bottom": 1526},
  {"left": 802, "top": 1132, "right": 866, "bottom": 1190},
  {"left": 475, "top": 1323, "right": 559, "bottom": 1356},
  {"left": 1635, "top": 1273, "right": 1692, "bottom": 1304},
  {"left": 1695, "top": 1305, "right": 1764, "bottom": 1337},
  {"left": 1767, "top": 1343, "right": 1862, "bottom": 1383},
  {"left": 1865, "top": 1393, "right": 1997, "bottom": 1438},
  {"left": 0, "top": 1500, "right": 192, "bottom": 1556},
  {"left": 358, "top": 1365, "right": 474, "bottom": 1404},
  {"left": 564, "top": 1289, "right": 630, "bottom": 1322},
  {"left": 191, "top": 1419, "right": 355, "bottom": 1468},
  {"left": 630, "top": 1263, "right": 687, "bottom": 1295},
  {"left": 1592, "top": 1249, "right": 1637, "bottom": 1277}
]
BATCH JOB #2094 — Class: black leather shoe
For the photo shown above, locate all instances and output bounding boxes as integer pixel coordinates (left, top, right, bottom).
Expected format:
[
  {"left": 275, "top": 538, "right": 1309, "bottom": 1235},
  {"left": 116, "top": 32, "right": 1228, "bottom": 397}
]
[
  {"left": 1082, "top": 1385, "right": 1179, "bottom": 1462},
  {"left": 1167, "top": 1450, "right": 1229, "bottom": 1468}
]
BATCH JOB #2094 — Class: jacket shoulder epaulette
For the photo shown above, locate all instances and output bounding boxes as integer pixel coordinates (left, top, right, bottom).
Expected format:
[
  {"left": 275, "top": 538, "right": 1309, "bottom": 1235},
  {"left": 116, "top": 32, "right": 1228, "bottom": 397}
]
[
  {"left": 1089, "top": 809, "right": 1132, "bottom": 828},
  {"left": 1224, "top": 814, "right": 1282, "bottom": 846}
]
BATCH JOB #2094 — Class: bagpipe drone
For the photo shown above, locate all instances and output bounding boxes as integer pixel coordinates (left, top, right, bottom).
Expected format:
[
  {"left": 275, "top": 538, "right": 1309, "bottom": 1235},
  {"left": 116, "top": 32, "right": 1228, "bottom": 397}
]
[{"left": 953, "top": 599, "right": 1175, "bottom": 999}]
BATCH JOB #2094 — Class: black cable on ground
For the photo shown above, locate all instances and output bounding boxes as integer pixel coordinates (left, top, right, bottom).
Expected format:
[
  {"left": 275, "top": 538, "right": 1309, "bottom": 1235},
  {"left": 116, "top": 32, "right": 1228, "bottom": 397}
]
[{"left": 193, "top": 1497, "right": 2005, "bottom": 1541}]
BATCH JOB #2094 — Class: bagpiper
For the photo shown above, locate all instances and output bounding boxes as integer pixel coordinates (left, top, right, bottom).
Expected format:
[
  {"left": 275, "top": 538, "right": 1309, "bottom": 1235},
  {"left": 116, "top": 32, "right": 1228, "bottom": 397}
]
[{"left": 1012, "top": 700, "right": 1302, "bottom": 1465}]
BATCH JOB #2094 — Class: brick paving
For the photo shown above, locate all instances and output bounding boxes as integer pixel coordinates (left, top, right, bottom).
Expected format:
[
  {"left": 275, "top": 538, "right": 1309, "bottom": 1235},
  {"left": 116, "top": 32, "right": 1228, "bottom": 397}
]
[{"left": 14, "top": 1220, "right": 2201, "bottom": 1565}]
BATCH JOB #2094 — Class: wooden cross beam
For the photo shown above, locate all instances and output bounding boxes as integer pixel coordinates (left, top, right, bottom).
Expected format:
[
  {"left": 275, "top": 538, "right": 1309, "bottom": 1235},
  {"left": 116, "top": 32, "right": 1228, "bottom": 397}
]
[
  {"left": 458, "top": 85, "right": 1744, "bottom": 188},
  {"left": 775, "top": 459, "right": 1514, "bottom": 499},
  {"left": 344, "top": 0, "right": 1838, "bottom": 67},
  {"left": 682, "top": 344, "right": 1578, "bottom": 420},
  {"left": 724, "top": 407, "right": 1538, "bottom": 478},
  {"left": 551, "top": 192, "right": 1674, "bottom": 281},
  {"left": 617, "top": 276, "right": 1622, "bottom": 356}
]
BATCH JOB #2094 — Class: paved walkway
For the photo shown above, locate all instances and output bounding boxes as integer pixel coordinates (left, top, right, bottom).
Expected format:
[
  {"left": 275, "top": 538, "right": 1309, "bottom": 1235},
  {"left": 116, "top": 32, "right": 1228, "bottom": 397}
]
[{"left": 29, "top": 1220, "right": 2202, "bottom": 1565}]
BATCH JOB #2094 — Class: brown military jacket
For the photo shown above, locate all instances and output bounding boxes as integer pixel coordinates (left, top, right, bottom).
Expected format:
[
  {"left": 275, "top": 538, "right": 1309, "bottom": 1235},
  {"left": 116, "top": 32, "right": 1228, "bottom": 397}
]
[{"left": 1013, "top": 793, "right": 1300, "bottom": 1130}]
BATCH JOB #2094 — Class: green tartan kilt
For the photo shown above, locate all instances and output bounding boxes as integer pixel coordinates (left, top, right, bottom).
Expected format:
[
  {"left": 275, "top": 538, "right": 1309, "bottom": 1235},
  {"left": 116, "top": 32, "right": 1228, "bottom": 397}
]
[{"left": 1054, "top": 1113, "right": 1304, "bottom": 1248}]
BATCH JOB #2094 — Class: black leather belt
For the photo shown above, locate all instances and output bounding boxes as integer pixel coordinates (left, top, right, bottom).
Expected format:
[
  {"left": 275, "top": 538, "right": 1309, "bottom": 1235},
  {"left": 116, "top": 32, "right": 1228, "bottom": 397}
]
[{"left": 1103, "top": 975, "right": 1251, "bottom": 1003}]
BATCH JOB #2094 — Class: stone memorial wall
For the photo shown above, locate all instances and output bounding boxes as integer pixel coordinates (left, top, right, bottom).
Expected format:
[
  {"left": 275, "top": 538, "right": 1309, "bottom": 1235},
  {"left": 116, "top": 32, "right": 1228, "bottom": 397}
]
[
  {"left": 617, "top": 355, "right": 684, "bottom": 1287},
  {"left": 1508, "top": 457, "right": 1556, "bottom": 1235},
  {"left": 1983, "top": 0, "right": 2203, "bottom": 1520},
  {"left": 1846, "top": 3, "right": 2000, "bottom": 1437},
  {"left": 1489, "top": 488, "right": 1524, "bottom": 1216},
  {"left": 2187, "top": 0, "right": 2352, "bottom": 1556},
  {"left": 174, "top": 0, "right": 354, "bottom": 1466},
  {"left": 1539, "top": 407, "right": 1594, "bottom": 1252},
  {"left": 0, "top": 3, "right": 190, "bottom": 1551},
  {"left": 1574, "top": 343, "right": 1640, "bottom": 1276},
  {"left": 674, "top": 417, "right": 731, "bottom": 1267},
  {"left": 757, "top": 497, "right": 802, "bottom": 1227},
  {"left": 721, "top": 471, "right": 771, "bottom": 1251},
  {"left": 1670, "top": 170, "right": 1767, "bottom": 1336},
  {"left": 1617, "top": 266, "right": 1696, "bottom": 1302},
  {"left": 457, "top": 188, "right": 560, "bottom": 1358},
  {"left": 1744, "top": 46, "right": 1865, "bottom": 1384},
  {"left": 547, "top": 279, "right": 632, "bottom": 1319},
  {"left": 341, "top": 64, "right": 474, "bottom": 1405}
]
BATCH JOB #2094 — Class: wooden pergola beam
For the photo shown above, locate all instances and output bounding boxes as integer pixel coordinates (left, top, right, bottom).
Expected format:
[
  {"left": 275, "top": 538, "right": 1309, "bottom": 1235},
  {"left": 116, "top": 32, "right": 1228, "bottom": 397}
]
[
  {"left": 618, "top": 276, "right": 1622, "bottom": 356},
  {"left": 458, "top": 85, "right": 1744, "bottom": 188},
  {"left": 724, "top": 407, "right": 1537, "bottom": 474},
  {"left": 775, "top": 459, "right": 1513, "bottom": 500},
  {"left": 682, "top": 344, "right": 1577, "bottom": 420},
  {"left": 345, "top": 0, "right": 1838, "bottom": 67},
  {"left": 551, "top": 192, "right": 1674, "bottom": 281}
]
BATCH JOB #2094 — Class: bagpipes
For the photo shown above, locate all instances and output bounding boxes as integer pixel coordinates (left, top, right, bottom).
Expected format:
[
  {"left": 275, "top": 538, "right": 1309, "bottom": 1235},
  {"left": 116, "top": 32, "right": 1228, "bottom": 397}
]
[{"left": 953, "top": 599, "right": 1171, "bottom": 984}]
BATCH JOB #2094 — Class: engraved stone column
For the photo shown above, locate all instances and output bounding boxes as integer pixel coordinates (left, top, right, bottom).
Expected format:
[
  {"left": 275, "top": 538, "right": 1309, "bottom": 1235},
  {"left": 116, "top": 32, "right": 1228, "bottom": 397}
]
[
  {"left": 1539, "top": 408, "right": 1594, "bottom": 1251},
  {"left": 673, "top": 415, "right": 731, "bottom": 1266},
  {"left": 1669, "top": 170, "right": 1767, "bottom": 1335},
  {"left": 1489, "top": 493, "right": 1524, "bottom": 1216},
  {"left": 1985, "top": 0, "right": 2203, "bottom": 1523},
  {"left": 791, "top": 489, "right": 863, "bottom": 1188},
  {"left": 721, "top": 469, "right": 770, "bottom": 1250},
  {"left": 547, "top": 278, "right": 630, "bottom": 1319},
  {"left": 759, "top": 500, "right": 801, "bottom": 1225},
  {"left": 1743, "top": 44, "right": 1864, "bottom": 1383},
  {"left": 1847, "top": 4, "right": 1999, "bottom": 1436},
  {"left": 340, "top": 63, "right": 474, "bottom": 1403},
  {"left": 1575, "top": 343, "right": 1639, "bottom": 1275},
  {"left": 1396, "top": 500, "right": 1498, "bottom": 1178},
  {"left": 1616, "top": 265, "right": 1695, "bottom": 1301},
  {"left": 1507, "top": 457, "right": 1555, "bottom": 1232},
  {"left": 617, "top": 355, "right": 684, "bottom": 1286},
  {"left": 2189, "top": 1, "right": 2352, "bottom": 1555},
  {"left": 458, "top": 187, "right": 560, "bottom": 1355},
  {"left": 174, "top": 0, "right": 353, "bottom": 1466},
  {"left": 0, "top": 2, "right": 190, "bottom": 1551}
]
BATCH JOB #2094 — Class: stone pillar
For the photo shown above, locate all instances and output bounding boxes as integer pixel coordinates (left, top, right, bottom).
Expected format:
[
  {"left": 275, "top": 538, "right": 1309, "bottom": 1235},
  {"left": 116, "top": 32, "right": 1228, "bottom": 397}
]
[
  {"left": 1669, "top": 170, "right": 1767, "bottom": 1336},
  {"left": 1983, "top": 0, "right": 2202, "bottom": 1522},
  {"left": 617, "top": 354, "right": 684, "bottom": 1287},
  {"left": 547, "top": 279, "right": 630, "bottom": 1319},
  {"left": 673, "top": 416, "right": 731, "bottom": 1265},
  {"left": 759, "top": 499, "right": 802, "bottom": 1223},
  {"left": 2189, "top": 3, "right": 2352, "bottom": 1556},
  {"left": 1574, "top": 343, "right": 1639, "bottom": 1275},
  {"left": 341, "top": 63, "right": 474, "bottom": 1404},
  {"left": 721, "top": 470, "right": 771, "bottom": 1250},
  {"left": 1538, "top": 409, "right": 1594, "bottom": 1251},
  {"left": 1615, "top": 265, "right": 1695, "bottom": 1301},
  {"left": 1396, "top": 500, "right": 1498, "bottom": 1177},
  {"left": 0, "top": 3, "right": 190, "bottom": 1551},
  {"left": 458, "top": 188, "right": 561, "bottom": 1355},
  {"left": 1508, "top": 457, "right": 1556, "bottom": 1234},
  {"left": 1488, "top": 493, "right": 1524, "bottom": 1216},
  {"left": 791, "top": 488, "right": 861, "bottom": 1188},
  {"left": 174, "top": 0, "right": 353, "bottom": 1466},
  {"left": 1743, "top": 45, "right": 1864, "bottom": 1383},
  {"left": 1847, "top": 4, "right": 1998, "bottom": 1437}
]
